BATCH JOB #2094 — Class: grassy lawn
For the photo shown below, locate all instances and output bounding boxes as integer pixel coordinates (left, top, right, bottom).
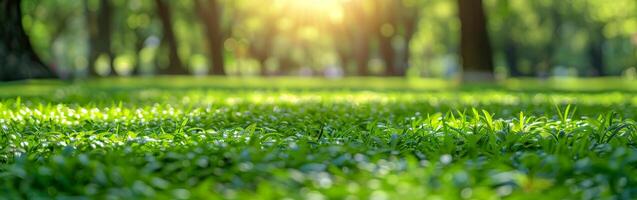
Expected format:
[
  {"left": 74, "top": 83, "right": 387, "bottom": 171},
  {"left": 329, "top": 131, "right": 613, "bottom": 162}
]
[{"left": 1, "top": 77, "right": 637, "bottom": 199}]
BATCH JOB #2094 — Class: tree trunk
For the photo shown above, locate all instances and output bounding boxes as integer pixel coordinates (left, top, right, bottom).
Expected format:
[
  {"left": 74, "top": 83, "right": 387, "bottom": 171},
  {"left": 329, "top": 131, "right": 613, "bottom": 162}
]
[
  {"left": 457, "top": 0, "right": 495, "bottom": 82},
  {"left": 588, "top": 26, "right": 605, "bottom": 76},
  {"left": 402, "top": 40, "right": 412, "bottom": 75},
  {"left": 196, "top": 0, "right": 226, "bottom": 75},
  {"left": 131, "top": 29, "right": 146, "bottom": 76},
  {"left": 337, "top": 49, "right": 351, "bottom": 75},
  {"left": 84, "top": 0, "right": 114, "bottom": 77},
  {"left": 538, "top": 4, "right": 562, "bottom": 78},
  {"left": 588, "top": 41, "right": 604, "bottom": 76},
  {"left": 499, "top": 11, "right": 524, "bottom": 77},
  {"left": 333, "top": 1, "right": 357, "bottom": 76},
  {"left": 503, "top": 38, "right": 522, "bottom": 77},
  {"left": 155, "top": 0, "right": 187, "bottom": 75},
  {"left": 249, "top": 16, "right": 276, "bottom": 77},
  {"left": 84, "top": 0, "right": 97, "bottom": 76},
  {"left": 379, "top": 35, "right": 397, "bottom": 76},
  {"left": 278, "top": 55, "right": 296, "bottom": 76},
  {"left": 401, "top": 15, "right": 418, "bottom": 76},
  {"left": 354, "top": 33, "right": 370, "bottom": 76},
  {"left": 350, "top": 1, "right": 370, "bottom": 76},
  {"left": 376, "top": 0, "right": 402, "bottom": 77},
  {"left": 0, "top": 0, "right": 56, "bottom": 81},
  {"left": 258, "top": 58, "right": 268, "bottom": 76}
]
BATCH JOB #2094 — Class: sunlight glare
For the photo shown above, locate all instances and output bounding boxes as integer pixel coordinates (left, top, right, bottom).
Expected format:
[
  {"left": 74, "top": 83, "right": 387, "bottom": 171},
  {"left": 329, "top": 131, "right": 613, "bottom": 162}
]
[{"left": 276, "top": 0, "right": 345, "bottom": 23}]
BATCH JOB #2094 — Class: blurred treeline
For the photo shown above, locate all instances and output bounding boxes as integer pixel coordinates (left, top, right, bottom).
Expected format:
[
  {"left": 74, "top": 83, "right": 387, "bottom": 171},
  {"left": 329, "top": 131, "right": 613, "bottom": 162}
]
[{"left": 11, "top": 0, "right": 637, "bottom": 78}]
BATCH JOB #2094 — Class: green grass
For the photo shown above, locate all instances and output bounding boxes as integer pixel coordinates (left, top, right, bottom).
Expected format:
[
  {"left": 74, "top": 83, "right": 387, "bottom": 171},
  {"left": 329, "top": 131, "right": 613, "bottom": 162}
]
[{"left": 1, "top": 77, "right": 637, "bottom": 199}]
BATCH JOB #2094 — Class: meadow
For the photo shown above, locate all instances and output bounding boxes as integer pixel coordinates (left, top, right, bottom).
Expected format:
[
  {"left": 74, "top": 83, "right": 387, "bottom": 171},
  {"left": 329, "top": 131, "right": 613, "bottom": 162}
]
[{"left": 1, "top": 77, "right": 636, "bottom": 199}]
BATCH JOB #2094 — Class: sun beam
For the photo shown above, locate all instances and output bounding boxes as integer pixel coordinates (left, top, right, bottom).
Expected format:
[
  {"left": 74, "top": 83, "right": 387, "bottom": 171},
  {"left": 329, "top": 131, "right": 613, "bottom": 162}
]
[{"left": 274, "top": 0, "right": 345, "bottom": 24}]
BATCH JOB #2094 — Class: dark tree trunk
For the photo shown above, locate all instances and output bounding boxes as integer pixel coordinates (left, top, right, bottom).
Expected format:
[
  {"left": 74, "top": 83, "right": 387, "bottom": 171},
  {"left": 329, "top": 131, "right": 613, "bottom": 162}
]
[
  {"left": 497, "top": 3, "right": 536, "bottom": 78},
  {"left": 457, "top": 0, "right": 495, "bottom": 81},
  {"left": 349, "top": 1, "right": 370, "bottom": 76},
  {"left": 588, "top": 26, "right": 605, "bottom": 76},
  {"left": 379, "top": 36, "right": 397, "bottom": 76},
  {"left": 196, "top": 0, "right": 226, "bottom": 75},
  {"left": 155, "top": 0, "right": 187, "bottom": 75},
  {"left": 84, "top": 1, "right": 97, "bottom": 75},
  {"left": 375, "top": 0, "right": 402, "bottom": 77},
  {"left": 84, "top": 0, "right": 114, "bottom": 76},
  {"left": 354, "top": 33, "right": 370, "bottom": 76},
  {"left": 537, "top": 5, "right": 562, "bottom": 78},
  {"left": 402, "top": 40, "right": 412, "bottom": 74},
  {"left": 588, "top": 41, "right": 604, "bottom": 76},
  {"left": 503, "top": 38, "right": 522, "bottom": 77},
  {"left": 401, "top": 15, "right": 418, "bottom": 76},
  {"left": 1, "top": 0, "right": 56, "bottom": 81},
  {"left": 132, "top": 32, "right": 145, "bottom": 76},
  {"left": 499, "top": 12, "right": 524, "bottom": 77}
]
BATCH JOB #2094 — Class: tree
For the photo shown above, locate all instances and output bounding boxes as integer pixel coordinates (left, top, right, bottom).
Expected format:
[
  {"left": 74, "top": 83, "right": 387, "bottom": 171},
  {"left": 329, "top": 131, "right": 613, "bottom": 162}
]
[
  {"left": 398, "top": 0, "right": 421, "bottom": 76},
  {"left": 330, "top": 1, "right": 359, "bottom": 76},
  {"left": 249, "top": 29, "right": 276, "bottom": 76},
  {"left": 374, "top": 0, "right": 399, "bottom": 76},
  {"left": 457, "top": 0, "right": 495, "bottom": 81},
  {"left": 492, "top": 0, "right": 522, "bottom": 77},
  {"left": 1, "top": 0, "right": 56, "bottom": 81},
  {"left": 345, "top": 0, "right": 372, "bottom": 76},
  {"left": 195, "top": 0, "right": 226, "bottom": 75},
  {"left": 331, "top": 17, "right": 354, "bottom": 75},
  {"left": 84, "top": 0, "right": 114, "bottom": 76},
  {"left": 587, "top": 25, "right": 605, "bottom": 76},
  {"left": 248, "top": 14, "right": 277, "bottom": 76},
  {"left": 578, "top": 0, "right": 619, "bottom": 77},
  {"left": 374, "top": 0, "right": 421, "bottom": 77},
  {"left": 155, "top": 0, "right": 188, "bottom": 75},
  {"left": 539, "top": 2, "right": 563, "bottom": 78}
]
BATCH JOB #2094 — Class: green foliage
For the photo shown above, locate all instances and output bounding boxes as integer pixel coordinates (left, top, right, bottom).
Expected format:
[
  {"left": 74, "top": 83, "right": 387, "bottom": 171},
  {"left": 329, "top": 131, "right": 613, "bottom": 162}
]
[
  {"left": 20, "top": 0, "right": 637, "bottom": 77},
  {"left": 1, "top": 78, "right": 637, "bottom": 199}
]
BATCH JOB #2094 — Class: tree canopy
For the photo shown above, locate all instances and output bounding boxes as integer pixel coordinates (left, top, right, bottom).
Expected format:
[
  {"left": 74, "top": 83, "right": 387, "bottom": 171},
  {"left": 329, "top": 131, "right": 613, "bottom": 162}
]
[{"left": 1, "top": 0, "right": 636, "bottom": 80}]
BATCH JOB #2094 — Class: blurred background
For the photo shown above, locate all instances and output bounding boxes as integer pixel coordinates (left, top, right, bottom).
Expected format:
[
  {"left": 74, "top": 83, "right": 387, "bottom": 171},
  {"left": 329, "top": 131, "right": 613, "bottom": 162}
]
[{"left": 1, "top": 0, "right": 637, "bottom": 80}]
